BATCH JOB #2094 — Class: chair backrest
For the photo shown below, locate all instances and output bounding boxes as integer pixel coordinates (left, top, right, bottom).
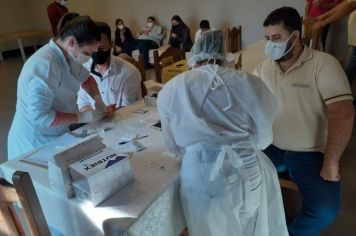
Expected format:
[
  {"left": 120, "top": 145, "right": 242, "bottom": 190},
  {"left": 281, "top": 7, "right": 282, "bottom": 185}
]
[
  {"left": 120, "top": 54, "right": 147, "bottom": 97},
  {"left": 310, "top": 26, "right": 324, "bottom": 51},
  {"left": 0, "top": 171, "right": 50, "bottom": 236},
  {"left": 227, "top": 26, "right": 242, "bottom": 53},
  {"left": 153, "top": 46, "right": 186, "bottom": 83},
  {"left": 235, "top": 53, "right": 242, "bottom": 70}
]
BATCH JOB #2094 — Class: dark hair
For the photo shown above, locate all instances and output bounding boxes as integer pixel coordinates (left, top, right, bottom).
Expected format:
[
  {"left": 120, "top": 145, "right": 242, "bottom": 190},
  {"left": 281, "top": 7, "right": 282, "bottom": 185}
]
[
  {"left": 147, "top": 16, "right": 156, "bottom": 22},
  {"left": 59, "top": 15, "right": 101, "bottom": 46},
  {"left": 263, "top": 7, "right": 302, "bottom": 34},
  {"left": 115, "top": 18, "right": 123, "bottom": 26},
  {"left": 57, "top": 12, "right": 79, "bottom": 35},
  {"left": 171, "top": 15, "right": 183, "bottom": 24},
  {"left": 96, "top": 22, "right": 111, "bottom": 41},
  {"left": 199, "top": 20, "right": 210, "bottom": 29}
]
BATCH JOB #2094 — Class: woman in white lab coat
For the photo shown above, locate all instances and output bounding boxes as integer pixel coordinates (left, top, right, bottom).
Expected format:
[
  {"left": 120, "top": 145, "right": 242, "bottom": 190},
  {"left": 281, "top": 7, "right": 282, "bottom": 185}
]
[
  {"left": 157, "top": 31, "right": 288, "bottom": 236},
  {"left": 7, "top": 13, "right": 107, "bottom": 160}
]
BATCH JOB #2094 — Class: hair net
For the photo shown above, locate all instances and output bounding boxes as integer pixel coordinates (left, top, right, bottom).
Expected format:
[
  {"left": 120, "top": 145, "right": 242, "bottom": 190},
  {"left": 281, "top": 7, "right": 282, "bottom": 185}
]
[{"left": 188, "top": 30, "right": 225, "bottom": 67}]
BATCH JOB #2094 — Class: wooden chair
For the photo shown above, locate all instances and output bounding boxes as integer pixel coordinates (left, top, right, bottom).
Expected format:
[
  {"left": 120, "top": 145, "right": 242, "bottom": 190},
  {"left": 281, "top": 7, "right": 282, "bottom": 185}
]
[
  {"left": 0, "top": 171, "right": 50, "bottom": 236},
  {"left": 227, "top": 26, "right": 242, "bottom": 53},
  {"left": 153, "top": 46, "right": 186, "bottom": 83},
  {"left": 310, "top": 26, "right": 324, "bottom": 51},
  {"left": 278, "top": 171, "right": 302, "bottom": 222},
  {"left": 120, "top": 54, "right": 148, "bottom": 97},
  {"left": 235, "top": 53, "right": 242, "bottom": 70}
]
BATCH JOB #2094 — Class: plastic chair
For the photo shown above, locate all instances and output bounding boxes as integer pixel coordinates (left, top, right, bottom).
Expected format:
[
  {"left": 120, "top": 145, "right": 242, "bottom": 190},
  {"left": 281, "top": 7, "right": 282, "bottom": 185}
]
[{"left": 153, "top": 46, "right": 186, "bottom": 83}]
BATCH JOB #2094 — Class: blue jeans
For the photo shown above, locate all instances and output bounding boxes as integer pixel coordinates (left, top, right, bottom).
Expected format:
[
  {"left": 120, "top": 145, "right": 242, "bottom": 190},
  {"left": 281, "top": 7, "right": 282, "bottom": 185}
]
[
  {"left": 345, "top": 46, "right": 356, "bottom": 85},
  {"left": 135, "top": 39, "right": 159, "bottom": 68},
  {"left": 264, "top": 145, "right": 341, "bottom": 236}
]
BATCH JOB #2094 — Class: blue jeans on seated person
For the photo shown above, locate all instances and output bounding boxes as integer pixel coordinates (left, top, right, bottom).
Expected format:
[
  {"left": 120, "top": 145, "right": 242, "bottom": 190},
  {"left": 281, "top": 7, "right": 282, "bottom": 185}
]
[
  {"left": 136, "top": 39, "right": 159, "bottom": 68},
  {"left": 345, "top": 46, "right": 356, "bottom": 85},
  {"left": 263, "top": 145, "right": 341, "bottom": 236}
]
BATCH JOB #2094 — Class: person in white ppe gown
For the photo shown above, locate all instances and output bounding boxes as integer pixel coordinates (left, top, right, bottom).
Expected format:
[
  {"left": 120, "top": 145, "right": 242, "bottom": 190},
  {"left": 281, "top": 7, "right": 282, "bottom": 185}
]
[
  {"left": 7, "top": 13, "right": 109, "bottom": 160},
  {"left": 157, "top": 30, "right": 288, "bottom": 236}
]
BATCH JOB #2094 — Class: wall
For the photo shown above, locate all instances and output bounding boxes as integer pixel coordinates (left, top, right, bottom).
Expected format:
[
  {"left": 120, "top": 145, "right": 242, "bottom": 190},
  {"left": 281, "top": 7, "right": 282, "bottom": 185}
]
[
  {"left": 0, "top": 0, "right": 31, "bottom": 33},
  {"left": 2, "top": 0, "right": 350, "bottom": 59}
]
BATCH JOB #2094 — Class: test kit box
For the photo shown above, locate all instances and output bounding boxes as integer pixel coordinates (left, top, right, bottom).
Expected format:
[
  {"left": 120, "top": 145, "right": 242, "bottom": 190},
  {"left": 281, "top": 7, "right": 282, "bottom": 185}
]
[{"left": 69, "top": 147, "right": 134, "bottom": 206}]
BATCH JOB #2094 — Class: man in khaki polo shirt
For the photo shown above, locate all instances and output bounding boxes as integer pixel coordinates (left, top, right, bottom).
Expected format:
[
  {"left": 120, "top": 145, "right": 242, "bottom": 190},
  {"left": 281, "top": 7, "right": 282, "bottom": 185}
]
[{"left": 254, "top": 7, "right": 354, "bottom": 236}]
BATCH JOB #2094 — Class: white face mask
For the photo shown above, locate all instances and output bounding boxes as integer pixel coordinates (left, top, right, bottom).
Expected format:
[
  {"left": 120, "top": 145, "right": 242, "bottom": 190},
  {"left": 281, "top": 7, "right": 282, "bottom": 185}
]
[
  {"left": 59, "top": 0, "right": 67, "bottom": 6},
  {"left": 265, "top": 32, "right": 296, "bottom": 61},
  {"left": 146, "top": 22, "right": 153, "bottom": 28},
  {"left": 68, "top": 50, "right": 91, "bottom": 64},
  {"left": 118, "top": 25, "right": 124, "bottom": 30}
]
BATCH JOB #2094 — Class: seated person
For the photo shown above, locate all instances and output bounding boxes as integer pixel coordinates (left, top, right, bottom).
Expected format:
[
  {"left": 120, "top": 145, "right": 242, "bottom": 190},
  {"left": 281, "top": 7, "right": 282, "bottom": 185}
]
[
  {"left": 136, "top": 16, "right": 164, "bottom": 68},
  {"left": 157, "top": 30, "right": 288, "bottom": 236},
  {"left": 77, "top": 22, "right": 142, "bottom": 111},
  {"left": 195, "top": 19, "right": 215, "bottom": 43},
  {"left": 168, "top": 15, "right": 193, "bottom": 51},
  {"left": 114, "top": 18, "right": 136, "bottom": 56}
]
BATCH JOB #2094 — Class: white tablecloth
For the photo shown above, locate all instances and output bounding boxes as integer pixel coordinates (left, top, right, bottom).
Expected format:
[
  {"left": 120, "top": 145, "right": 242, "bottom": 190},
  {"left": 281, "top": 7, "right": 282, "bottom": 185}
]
[{"left": 0, "top": 101, "right": 186, "bottom": 236}]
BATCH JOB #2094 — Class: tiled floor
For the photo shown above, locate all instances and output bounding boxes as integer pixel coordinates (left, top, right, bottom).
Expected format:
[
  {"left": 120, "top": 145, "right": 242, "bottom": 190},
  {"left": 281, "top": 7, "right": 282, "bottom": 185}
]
[{"left": 0, "top": 51, "right": 355, "bottom": 235}]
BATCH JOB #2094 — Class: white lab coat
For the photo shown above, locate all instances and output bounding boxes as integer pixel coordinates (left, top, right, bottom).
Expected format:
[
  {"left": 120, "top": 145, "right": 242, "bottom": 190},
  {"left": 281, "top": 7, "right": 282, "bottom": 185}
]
[
  {"left": 7, "top": 39, "right": 89, "bottom": 160},
  {"left": 77, "top": 56, "right": 142, "bottom": 110},
  {"left": 157, "top": 65, "right": 288, "bottom": 236}
]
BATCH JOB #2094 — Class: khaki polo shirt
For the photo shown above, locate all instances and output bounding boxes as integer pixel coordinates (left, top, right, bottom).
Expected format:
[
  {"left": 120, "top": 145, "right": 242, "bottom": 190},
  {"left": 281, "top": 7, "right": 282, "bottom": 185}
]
[
  {"left": 253, "top": 46, "right": 353, "bottom": 153},
  {"left": 348, "top": 10, "right": 356, "bottom": 46}
]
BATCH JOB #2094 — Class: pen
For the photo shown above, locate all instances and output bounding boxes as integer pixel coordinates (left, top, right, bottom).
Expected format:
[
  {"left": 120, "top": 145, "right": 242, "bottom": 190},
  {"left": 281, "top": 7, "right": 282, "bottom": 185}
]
[{"left": 118, "top": 135, "right": 149, "bottom": 145}]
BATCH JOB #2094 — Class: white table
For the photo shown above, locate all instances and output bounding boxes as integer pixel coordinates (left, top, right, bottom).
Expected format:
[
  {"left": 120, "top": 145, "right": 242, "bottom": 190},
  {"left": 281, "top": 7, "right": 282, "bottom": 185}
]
[{"left": 0, "top": 101, "right": 186, "bottom": 236}]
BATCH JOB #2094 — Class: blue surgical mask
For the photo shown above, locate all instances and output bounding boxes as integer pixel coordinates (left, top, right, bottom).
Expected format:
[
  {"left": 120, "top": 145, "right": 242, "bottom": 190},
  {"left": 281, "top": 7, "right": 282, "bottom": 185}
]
[{"left": 265, "top": 33, "right": 296, "bottom": 61}]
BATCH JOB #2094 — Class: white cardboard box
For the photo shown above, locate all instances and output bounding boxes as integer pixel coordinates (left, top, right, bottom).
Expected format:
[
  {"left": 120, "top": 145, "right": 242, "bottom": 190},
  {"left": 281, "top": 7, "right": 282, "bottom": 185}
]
[{"left": 69, "top": 147, "right": 134, "bottom": 206}]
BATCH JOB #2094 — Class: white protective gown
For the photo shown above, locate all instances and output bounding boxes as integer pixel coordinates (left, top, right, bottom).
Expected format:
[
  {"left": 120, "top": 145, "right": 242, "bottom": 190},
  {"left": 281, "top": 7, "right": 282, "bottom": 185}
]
[
  {"left": 7, "top": 39, "right": 89, "bottom": 160},
  {"left": 157, "top": 65, "right": 288, "bottom": 236}
]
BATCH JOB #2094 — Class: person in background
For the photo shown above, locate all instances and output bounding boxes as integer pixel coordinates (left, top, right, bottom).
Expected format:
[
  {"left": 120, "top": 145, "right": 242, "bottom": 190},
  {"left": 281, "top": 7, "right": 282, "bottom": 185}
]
[
  {"left": 304, "top": 0, "right": 343, "bottom": 50},
  {"left": 77, "top": 22, "right": 141, "bottom": 112},
  {"left": 7, "top": 13, "right": 109, "bottom": 160},
  {"left": 114, "top": 18, "right": 136, "bottom": 56},
  {"left": 194, "top": 19, "right": 215, "bottom": 43},
  {"left": 47, "top": 0, "right": 69, "bottom": 37},
  {"left": 158, "top": 30, "right": 288, "bottom": 236},
  {"left": 136, "top": 16, "right": 164, "bottom": 68},
  {"left": 169, "top": 15, "right": 193, "bottom": 51},
  {"left": 313, "top": 0, "right": 356, "bottom": 106},
  {"left": 254, "top": 7, "right": 354, "bottom": 236}
]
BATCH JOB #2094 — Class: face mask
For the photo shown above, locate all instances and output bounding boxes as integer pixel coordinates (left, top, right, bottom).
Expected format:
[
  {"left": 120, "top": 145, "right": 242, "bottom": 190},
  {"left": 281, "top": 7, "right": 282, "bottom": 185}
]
[
  {"left": 91, "top": 50, "right": 111, "bottom": 65},
  {"left": 59, "top": 0, "right": 67, "bottom": 6},
  {"left": 146, "top": 22, "right": 153, "bottom": 28},
  {"left": 118, "top": 25, "right": 124, "bottom": 30},
  {"left": 68, "top": 50, "right": 91, "bottom": 64},
  {"left": 265, "top": 32, "right": 296, "bottom": 61}
]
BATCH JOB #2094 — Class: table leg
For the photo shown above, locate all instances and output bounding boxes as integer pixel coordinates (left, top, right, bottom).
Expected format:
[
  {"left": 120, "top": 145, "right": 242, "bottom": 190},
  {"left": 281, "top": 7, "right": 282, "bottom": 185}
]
[{"left": 17, "top": 38, "right": 26, "bottom": 62}]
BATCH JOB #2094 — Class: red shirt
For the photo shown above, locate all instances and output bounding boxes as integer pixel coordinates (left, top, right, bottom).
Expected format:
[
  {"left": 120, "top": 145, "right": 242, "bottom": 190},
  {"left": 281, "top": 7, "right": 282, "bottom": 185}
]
[
  {"left": 47, "top": 2, "right": 68, "bottom": 36},
  {"left": 307, "top": 0, "right": 341, "bottom": 18}
]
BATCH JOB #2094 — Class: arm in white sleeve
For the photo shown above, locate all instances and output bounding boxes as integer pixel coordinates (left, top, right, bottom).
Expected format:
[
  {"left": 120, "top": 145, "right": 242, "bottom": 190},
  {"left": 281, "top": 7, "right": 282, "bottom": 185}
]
[
  {"left": 77, "top": 87, "right": 94, "bottom": 111},
  {"left": 27, "top": 73, "right": 57, "bottom": 127},
  {"left": 157, "top": 85, "right": 182, "bottom": 156},
  {"left": 118, "top": 69, "right": 142, "bottom": 107}
]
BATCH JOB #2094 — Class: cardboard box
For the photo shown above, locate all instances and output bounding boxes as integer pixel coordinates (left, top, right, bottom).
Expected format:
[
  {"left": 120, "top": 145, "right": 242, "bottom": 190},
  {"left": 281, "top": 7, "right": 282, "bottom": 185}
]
[
  {"left": 69, "top": 148, "right": 134, "bottom": 206},
  {"left": 48, "top": 135, "right": 105, "bottom": 198}
]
